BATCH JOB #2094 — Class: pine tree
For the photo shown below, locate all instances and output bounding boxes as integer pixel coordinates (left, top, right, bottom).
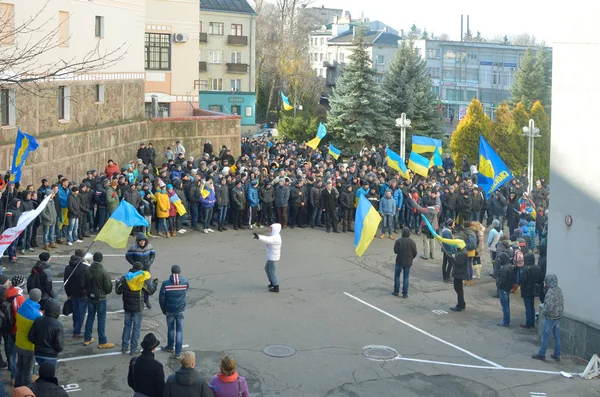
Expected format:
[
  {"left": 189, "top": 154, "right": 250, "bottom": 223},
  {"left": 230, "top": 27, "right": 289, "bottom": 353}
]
[
  {"left": 327, "top": 24, "right": 393, "bottom": 147},
  {"left": 509, "top": 47, "right": 550, "bottom": 111},
  {"left": 502, "top": 35, "right": 510, "bottom": 45},
  {"left": 450, "top": 99, "right": 492, "bottom": 165},
  {"left": 530, "top": 101, "right": 550, "bottom": 181},
  {"left": 382, "top": 39, "right": 443, "bottom": 150},
  {"left": 279, "top": 113, "right": 320, "bottom": 143}
]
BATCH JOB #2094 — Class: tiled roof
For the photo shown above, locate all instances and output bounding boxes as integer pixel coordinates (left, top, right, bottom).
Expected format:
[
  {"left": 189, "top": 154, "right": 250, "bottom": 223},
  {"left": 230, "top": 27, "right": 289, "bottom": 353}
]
[
  {"left": 200, "top": 0, "right": 256, "bottom": 15},
  {"left": 328, "top": 29, "right": 400, "bottom": 46}
]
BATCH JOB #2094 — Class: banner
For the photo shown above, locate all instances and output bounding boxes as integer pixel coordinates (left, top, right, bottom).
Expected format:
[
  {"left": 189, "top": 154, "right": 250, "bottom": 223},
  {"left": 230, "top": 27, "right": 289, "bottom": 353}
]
[
  {"left": 0, "top": 194, "right": 52, "bottom": 256},
  {"left": 11, "top": 129, "right": 39, "bottom": 182}
]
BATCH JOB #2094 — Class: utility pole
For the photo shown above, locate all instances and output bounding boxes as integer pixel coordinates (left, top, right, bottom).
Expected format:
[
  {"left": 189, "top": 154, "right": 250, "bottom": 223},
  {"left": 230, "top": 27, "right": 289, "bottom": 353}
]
[
  {"left": 395, "top": 112, "right": 411, "bottom": 160},
  {"left": 522, "top": 118, "right": 540, "bottom": 194}
]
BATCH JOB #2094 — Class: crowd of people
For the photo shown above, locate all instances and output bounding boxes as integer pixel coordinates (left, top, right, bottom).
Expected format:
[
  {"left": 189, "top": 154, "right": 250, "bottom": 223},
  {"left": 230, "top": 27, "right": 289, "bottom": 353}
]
[{"left": 0, "top": 135, "right": 559, "bottom": 395}]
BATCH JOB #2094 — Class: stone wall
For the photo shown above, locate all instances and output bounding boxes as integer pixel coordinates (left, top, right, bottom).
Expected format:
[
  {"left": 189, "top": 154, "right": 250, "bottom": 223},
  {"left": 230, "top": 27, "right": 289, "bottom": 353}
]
[{"left": 0, "top": 115, "right": 241, "bottom": 184}]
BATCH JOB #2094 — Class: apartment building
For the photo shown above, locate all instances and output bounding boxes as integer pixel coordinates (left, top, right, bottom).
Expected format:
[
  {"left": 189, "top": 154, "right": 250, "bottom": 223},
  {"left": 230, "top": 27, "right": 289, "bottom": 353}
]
[
  {"left": 0, "top": 0, "right": 145, "bottom": 136},
  {"left": 145, "top": 0, "right": 200, "bottom": 117},
  {"left": 414, "top": 39, "right": 534, "bottom": 121},
  {"left": 199, "top": 0, "right": 256, "bottom": 132},
  {"left": 308, "top": 15, "right": 399, "bottom": 92}
]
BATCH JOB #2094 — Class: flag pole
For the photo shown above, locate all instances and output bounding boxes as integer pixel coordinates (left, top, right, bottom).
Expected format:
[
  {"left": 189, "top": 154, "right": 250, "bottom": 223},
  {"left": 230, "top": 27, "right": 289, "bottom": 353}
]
[{"left": 56, "top": 239, "right": 97, "bottom": 297}]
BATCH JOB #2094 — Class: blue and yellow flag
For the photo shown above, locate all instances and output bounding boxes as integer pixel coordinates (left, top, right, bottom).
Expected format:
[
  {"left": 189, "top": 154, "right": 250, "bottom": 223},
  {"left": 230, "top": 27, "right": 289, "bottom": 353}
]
[
  {"left": 412, "top": 135, "right": 442, "bottom": 155},
  {"left": 95, "top": 200, "right": 149, "bottom": 248},
  {"left": 421, "top": 214, "right": 466, "bottom": 249},
  {"left": 354, "top": 195, "right": 382, "bottom": 257},
  {"left": 328, "top": 144, "right": 341, "bottom": 160},
  {"left": 408, "top": 151, "right": 431, "bottom": 178},
  {"left": 478, "top": 135, "right": 513, "bottom": 198},
  {"left": 306, "top": 122, "right": 327, "bottom": 150},
  {"left": 316, "top": 122, "right": 327, "bottom": 139},
  {"left": 429, "top": 150, "right": 443, "bottom": 168},
  {"left": 10, "top": 129, "right": 39, "bottom": 182},
  {"left": 281, "top": 91, "right": 293, "bottom": 111},
  {"left": 385, "top": 147, "right": 410, "bottom": 179}
]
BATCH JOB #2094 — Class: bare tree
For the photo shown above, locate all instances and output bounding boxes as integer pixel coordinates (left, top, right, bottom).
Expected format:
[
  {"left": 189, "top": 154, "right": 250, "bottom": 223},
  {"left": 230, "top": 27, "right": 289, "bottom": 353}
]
[
  {"left": 438, "top": 33, "right": 451, "bottom": 41},
  {"left": 512, "top": 33, "right": 537, "bottom": 46}
]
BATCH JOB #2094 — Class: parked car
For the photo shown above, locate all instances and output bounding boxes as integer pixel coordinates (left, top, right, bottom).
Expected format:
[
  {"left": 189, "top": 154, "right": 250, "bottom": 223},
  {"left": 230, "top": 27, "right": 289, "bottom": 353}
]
[{"left": 249, "top": 128, "right": 279, "bottom": 139}]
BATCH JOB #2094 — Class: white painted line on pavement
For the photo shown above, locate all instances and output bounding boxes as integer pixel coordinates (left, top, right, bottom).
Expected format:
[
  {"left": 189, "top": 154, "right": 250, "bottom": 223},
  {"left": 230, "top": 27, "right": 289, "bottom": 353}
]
[
  {"left": 344, "top": 292, "right": 504, "bottom": 369},
  {"left": 57, "top": 344, "right": 190, "bottom": 363},
  {"left": 20, "top": 254, "right": 123, "bottom": 258},
  {"left": 530, "top": 393, "right": 547, "bottom": 396},
  {"left": 432, "top": 309, "right": 448, "bottom": 315},
  {"left": 59, "top": 309, "right": 124, "bottom": 318}
]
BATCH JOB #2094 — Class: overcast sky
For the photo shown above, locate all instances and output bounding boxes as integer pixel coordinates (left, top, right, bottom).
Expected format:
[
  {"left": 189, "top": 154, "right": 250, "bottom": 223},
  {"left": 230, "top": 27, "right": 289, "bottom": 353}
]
[{"left": 312, "top": 0, "right": 572, "bottom": 45}]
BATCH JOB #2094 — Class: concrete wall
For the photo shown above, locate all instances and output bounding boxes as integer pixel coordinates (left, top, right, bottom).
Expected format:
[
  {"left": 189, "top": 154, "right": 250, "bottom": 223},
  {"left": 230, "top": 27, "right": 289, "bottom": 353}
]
[
  {"left": 546, "top": 5, "right": 600, "bottom": 359},
  {"left": 0, "top": 115, "right": 241, "bottom": 184}
]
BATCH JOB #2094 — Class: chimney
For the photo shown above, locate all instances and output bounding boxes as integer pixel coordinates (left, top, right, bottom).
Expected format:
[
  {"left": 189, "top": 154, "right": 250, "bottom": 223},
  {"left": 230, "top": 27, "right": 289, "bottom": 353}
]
[
  {"left": 467, "top": 15, "right": 470, "bottom": 37},
  {"left": 401, "top": 29, "right": 404, "bottom": 39},
  {"left": 461, "top": 14, "right": 463, "bottom": 42}
]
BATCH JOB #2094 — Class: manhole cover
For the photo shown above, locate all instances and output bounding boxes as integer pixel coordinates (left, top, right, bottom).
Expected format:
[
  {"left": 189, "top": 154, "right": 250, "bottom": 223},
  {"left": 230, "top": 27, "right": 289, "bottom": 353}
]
[
  {"left": 141, "top": 318, "right": 160, "bottom": 331},
  {"left": 362, "top": 345, "right": 398, "bottom": 360},
  {"left": 263, "top": 345, "right": 296, "bottom": 358}
]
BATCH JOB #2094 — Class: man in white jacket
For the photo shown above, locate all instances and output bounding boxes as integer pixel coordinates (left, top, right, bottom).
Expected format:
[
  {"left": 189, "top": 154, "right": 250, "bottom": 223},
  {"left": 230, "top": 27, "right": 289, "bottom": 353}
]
[{"left": 254, "top": 223, "right": 282, "bottom": 293}]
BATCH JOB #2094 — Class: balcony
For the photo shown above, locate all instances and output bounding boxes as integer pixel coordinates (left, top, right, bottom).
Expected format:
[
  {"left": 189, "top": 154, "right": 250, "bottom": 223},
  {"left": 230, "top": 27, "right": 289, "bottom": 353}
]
[
  {"left": 199, "top": 62, "right": 207, "bottom": 72},
  {"left": 323, "top": 60, "right": 337, "bottom": 68},
  {"left": 227, "top": 35, "right": 248, "bottom": 45},
  {"left": 226, "top": 63, "right": 249, "bottom": 73},
  {"left": 199, "top": 32, "right": 207, "bottom": 43}
]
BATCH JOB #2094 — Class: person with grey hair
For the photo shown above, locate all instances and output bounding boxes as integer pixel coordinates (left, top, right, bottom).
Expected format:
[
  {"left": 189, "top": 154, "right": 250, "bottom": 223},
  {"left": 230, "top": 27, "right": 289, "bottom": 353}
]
[{"left": 164, "top": 351, "right": 213, "bottom": 397}]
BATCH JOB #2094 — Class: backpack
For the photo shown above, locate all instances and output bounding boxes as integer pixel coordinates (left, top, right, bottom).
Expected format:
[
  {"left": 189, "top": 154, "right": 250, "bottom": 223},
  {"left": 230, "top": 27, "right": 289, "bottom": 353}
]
[
  {"left": 27, "top": 267, "right": 47, "bottom": 293},
  {"left": 465, "top": 231, "right": 477, "bottom": 251},
  {"left": 0, "top": 297, "right": 16, "bottom": 335},
  {"left": 513, "top": 249, "right": 524, "bottom": 268}
]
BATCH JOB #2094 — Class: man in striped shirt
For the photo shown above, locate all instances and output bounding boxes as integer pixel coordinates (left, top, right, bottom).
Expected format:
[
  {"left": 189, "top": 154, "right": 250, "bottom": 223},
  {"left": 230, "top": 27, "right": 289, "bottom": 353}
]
[{"left": 159, "top": 265, "right": 189, "bottom": 359}]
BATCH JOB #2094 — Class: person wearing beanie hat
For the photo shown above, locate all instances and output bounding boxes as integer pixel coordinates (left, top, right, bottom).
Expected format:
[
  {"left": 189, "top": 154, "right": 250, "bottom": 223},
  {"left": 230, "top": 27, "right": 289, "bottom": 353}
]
[
  {"left": 247, "top": 178, "right": 260, "bottom": 229},
  {"left": 127, "top": 332, "right": 165, "bottom": 396},
  {"left": 488, "top": 218, "right": 504, "bottom": 263},
  {"left": 116, "top": 261, "right": 158, "bottom": 355},
  {"left": 231, "top": 179, "right": 246, "bottom": 230},
  {"left": 29, "top": 360, "right": 69, "bottom": 396},
  {"left": 258, "top": 176, "right": 275, "bottom": 227},
  {"left": 81, "top": 252, "right": 114, "bottom": 349},
  {"left": 14, "top": 288, "right": 43, "bottom": 387},
  {"left": 26, "top": 252, "right": 55, "bottom": 311},
  {"left": 64, "top": 250, "right": 90, "bottom": 339},
  {"left": 159, "top": 265, "right": 189, "bottom": 358},
  {"left": 66, "top": 185, "right": 82, "bottom": 246}
]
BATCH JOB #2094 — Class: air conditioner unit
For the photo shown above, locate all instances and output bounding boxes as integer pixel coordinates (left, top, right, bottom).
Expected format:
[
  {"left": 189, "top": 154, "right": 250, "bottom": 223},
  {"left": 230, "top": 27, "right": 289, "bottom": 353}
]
[{"left": 174, "top": 33, "right": 188, "bottom": 43}]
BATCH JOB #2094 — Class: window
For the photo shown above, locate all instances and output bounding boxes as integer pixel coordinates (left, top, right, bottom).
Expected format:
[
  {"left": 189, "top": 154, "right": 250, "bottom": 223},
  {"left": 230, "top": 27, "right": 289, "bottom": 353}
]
[
  {"left": 209, "top": 22, "right": 224, "bottom": 35},
  {"left": 467, "top": 53, "right": 477, "bottom": 60},
  {"left": 427, "top": 48, "right": 440, "bottom": 59},
  {"left": 466, "top": 90, "right": 477, "bottom": 101},
  {"left": 466, "top": 69, "right": 478, "bottom": 83},
  {"left": 95, "top": 16, "right": 104, "bottom": 38},
  {"left": 230, "top": 51, "right": 242, "bottom": 64},
  {"left": 339, "top": 53, "right": 345, "bottom": 63},
  {"left": 245, "top": 106, "right": 252, "bottom": 117},
  {"left": 445, "top": 88, "right": 463, "bottom": 101},
  {"left": 327, "top": 52, "right": 332, "bottom": 61},
  {"left": 0, "top": 3, "right": 15, "bottom": 45},
  {"left": 95, "top": 84, "right": 105, "bottom": 103},
  {"left": 231, "top": 24, "right": 243, "bottom": 36},
  {"left": 0, "top": 89, "right": 15, "bottom": 126},
  {"left": 208, "top": 105, "right": 222, "bottom": 112},
  {"left": 145, "top": 33, "right": 171, "bottom": 70},
  {"left": 493, "top": 71, "right": 501, "bottom": 85},
  {"left": 208, "top": 50, "right": 223, "bottom": 63},
  {"left": 58, "top": 11, "right": 69, "bottom": 47},
  {"left": 320, "top": 38, "right": 324, "bottom": 45},
  {"left": 58, "top": 86, "right": 70, "bottom": 120},
  {"left": 431, "top": 86, "right": 440, "bottom": 97},
  {"left": 427, "top": 67, "right": 440, "bottom": 78},
  {"left": 319, "top": 53, "right": 323, "bottom": 61},
  {"left": 375, "top": 55, "right": 384, "bottom": 64},
  {"left": 231, "top": 105, "right": 241, "bottom": 115},
  {"left": 231, "top": 79, "right": 241, "bottom": 91},
  {"left": 442, "top": 67, "right": 456, "bottom": 80},
  {"left": 443, "top": 49, "right": 455, "bottom": 59},
  {"left": 209, "top": 78, "right": 223, "bottom": 91},
  {"left": 200, "top": 21, "right": 202, "bottom": 33}
]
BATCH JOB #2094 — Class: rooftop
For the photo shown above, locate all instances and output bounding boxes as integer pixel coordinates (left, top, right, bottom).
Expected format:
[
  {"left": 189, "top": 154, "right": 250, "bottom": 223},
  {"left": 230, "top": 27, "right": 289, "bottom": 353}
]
[
  {"left": 328, "top": 29, "right": 401, "bottom": 46},
  {"left": 200, "top": 0, "right": 256, "bottom": 15}
]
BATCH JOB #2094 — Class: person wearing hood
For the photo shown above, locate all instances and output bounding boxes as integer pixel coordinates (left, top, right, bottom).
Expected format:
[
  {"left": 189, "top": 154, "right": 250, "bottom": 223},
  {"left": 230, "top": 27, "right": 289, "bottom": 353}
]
[
  {"left": 495, "top": 252, "right": 514, "bottom": 327},
  {"left": 126, "top": 233, "right": 156, "bottom": 272},
  {"left": 199, "top": 180, "right": 217, "bottom": 233},
  {"left": 210, "top": 355, "right": 249, "bottom": 397},
  {"left": 164, "top": 351, "right": 214, "bottom": 397},
  {"left": 28, "top": 299, "right": 63, "bottom": 367},
  {"left": 254, "top": 223, "right": 282, "bottom": 293},
  {"left": 519, "top": 252, "right": 543, "bottom": 329},
  {"left": 116, "top": 262, "right": 158, "bottom": 356},
  {"left": 26, "top": 253, "right": 55, "bottom": 310},
  {"left": 28, "top": 360, "right": 68, "bottom": 397},
  {"left": 532, "top": 274, "right": 563, "bottom": 361},
  {"left": 123, "top": 182, "right": 141, "bottom": 210},
  {"left": 63, "top": 250, "right": 91, "bottom": 338},
  {"left": 14, "top": 289, "right": 42, "bottom": 387},
  {"left": 393, "top": 227, "right": 417, "bottom": 298},
  {"left": 5, "top": 198, "right": 21, "bottom": 262},
  {"left": 487, "top": 219, "right": 503, "bottom": 262}
]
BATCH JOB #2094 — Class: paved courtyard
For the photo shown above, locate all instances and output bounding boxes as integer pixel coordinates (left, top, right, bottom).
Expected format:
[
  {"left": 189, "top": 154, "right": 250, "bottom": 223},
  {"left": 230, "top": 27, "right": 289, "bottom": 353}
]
[{"left": 3, "top": 228, "right": 599, "bottom": 396}]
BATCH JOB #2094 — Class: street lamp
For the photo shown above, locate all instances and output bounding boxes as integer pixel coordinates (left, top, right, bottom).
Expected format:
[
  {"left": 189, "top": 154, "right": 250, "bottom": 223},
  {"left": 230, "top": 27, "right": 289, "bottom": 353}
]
[
  {"left": 231, "top": 88, "right": 236, "bottom": 114},
  {"left": 395, "top": 112, "right": 411, "bottom": 160},
  {"left": 522, "top": 118, "right": 540, "bottom": 194}
]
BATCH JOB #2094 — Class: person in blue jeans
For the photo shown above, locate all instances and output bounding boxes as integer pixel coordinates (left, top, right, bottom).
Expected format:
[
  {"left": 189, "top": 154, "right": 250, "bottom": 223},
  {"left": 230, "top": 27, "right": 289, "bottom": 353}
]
[
  {"left": 64, "top": 251, "right": 91, "bottom": 337},
  {"left": 532, "top": 274, "right": 563, "bottom": 361},
  {"left": 519, "top": 253, "right": 543, "bottom": 329},
  {"left": 495, "top": 252, "right": 514, "bottom": 327},
  {"left": 81, "top": 252, "right": 115, "bottom": 349},
  {"left": 116, "top": 261, "right": 158, "bottom": 355},
  {"left": 392, "top": 228, "right": 417, "bottom": 298},
  {"left": 159, "top": 265, "right": 189, "bottom": 359}
]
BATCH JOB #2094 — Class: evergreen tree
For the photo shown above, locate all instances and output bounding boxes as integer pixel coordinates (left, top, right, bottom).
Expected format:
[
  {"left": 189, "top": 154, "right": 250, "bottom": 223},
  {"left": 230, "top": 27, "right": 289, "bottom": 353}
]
[
  {"left": 509, "top": 47, "right": 550, "bottom": 111},
  {"left": 502, "top": 35, "right": 510, "bottom": 45},
  {"left": 530, "top": 101, "right": 550, "bottom": 181},
  {"left": 327, "top": 24, "right": 393, "bottom": 147},
  {"left": 382, "top": 39, "right": 443, "bottom": 150},
  {"left": 450, "top": 99, "right": 492, "bottom": 164},
  {"left": 279, "top": 113, "right": 320, "bottom": 143}
]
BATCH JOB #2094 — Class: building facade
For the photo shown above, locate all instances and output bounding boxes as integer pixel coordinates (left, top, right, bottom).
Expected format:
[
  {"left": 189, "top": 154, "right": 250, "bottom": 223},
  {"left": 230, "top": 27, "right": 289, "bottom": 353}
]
[
  {"left": 198, "top": 0, "right": 256, "bottom": 133},
  {"left": 144, "top": 0, "right": 200, "bottom": 118}
]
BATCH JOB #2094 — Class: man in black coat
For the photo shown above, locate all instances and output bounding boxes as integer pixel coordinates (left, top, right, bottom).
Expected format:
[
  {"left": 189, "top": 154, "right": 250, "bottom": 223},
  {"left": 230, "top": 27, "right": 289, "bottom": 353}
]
[
  {"left": 519, "top": 253, "right": 543, "bottom": 329},
  {"left": 319, "top": 180, "right": 339, "bottom": 233},
  {"left": 448, "top": 237, "right": 468, "bottom": 312},
  {"left": 28, "top": 299, "right": 64, "bottom": 363},
  {"left": 163, "top": 351, "right": 213, "bottom": 397},
  {"left": 64, "top": 250, "right": 89, "bottom": 338},
  {"left": 393, "top": 227, "right": 417, "bottom": 298},
  {"left": 28, "top": 361, "right": 68, "bottom": 397},
  {"left": 496, "top": 252, "right": 514, "bottom": 327},
  {"left": 128, "top": 333, "right": 165, "bottom": 397}
]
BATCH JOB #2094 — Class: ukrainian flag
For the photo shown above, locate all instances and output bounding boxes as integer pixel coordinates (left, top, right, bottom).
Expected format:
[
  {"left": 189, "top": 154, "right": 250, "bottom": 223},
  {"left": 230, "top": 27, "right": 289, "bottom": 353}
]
[
  {"left": 281, "top": 91, "right": 294, "bottom": 111},
  {"left": 316, "top": 122, "right": 327, "bottom": 139},
  {"left": 421, "top": 214, "right": 466, "bottom": 249},
  {"left": 170, "top": 192, "right": 187, "bottom": 216},
  {"left": 411, "top": 135, "right": 442, "bottom": 155},
  {"left": 306, "top": 122, "right": 327, "bottom": 150},
  {"left": 328, "top": 144, "right": 341, "bottom": 160},
  {"left": 11, "top": 128, "right": 39, "bottom": 182},
  {"left": 408, "top": 151, "right": 431, "bottom": 178},
  {"left": 478, "top": 136, "right": 513, "bottom": 198},
  {"left": 429, "top": 150, "right": 443, "bottom": 168},
  {"left": 95, "top": 200, "right": 149, "bottom": 248},
  {"left": 354, "top": 195, "right": 382, "bottom": 257},
  {"left": 385, "top": 147, "right": 410, "bottom": 179}
]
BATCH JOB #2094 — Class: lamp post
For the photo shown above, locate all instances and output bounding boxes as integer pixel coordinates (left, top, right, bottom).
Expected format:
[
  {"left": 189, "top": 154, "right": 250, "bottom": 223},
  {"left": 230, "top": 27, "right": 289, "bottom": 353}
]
[
  {"left": 522, "top": 118, "right": 540, "bottom": 194},
  {"left": 231, "top": 88, "right": 236, "bottom": 114},
  {"left": 395, "top": 112, "right": 411, "bottom": 160}
]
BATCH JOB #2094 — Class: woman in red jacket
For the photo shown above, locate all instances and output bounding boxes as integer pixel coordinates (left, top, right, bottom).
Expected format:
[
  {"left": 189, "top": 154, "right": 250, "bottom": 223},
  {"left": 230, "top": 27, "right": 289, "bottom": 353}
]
[{"left": 104, "top": 160, "right": 119, "bottom": 179}]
